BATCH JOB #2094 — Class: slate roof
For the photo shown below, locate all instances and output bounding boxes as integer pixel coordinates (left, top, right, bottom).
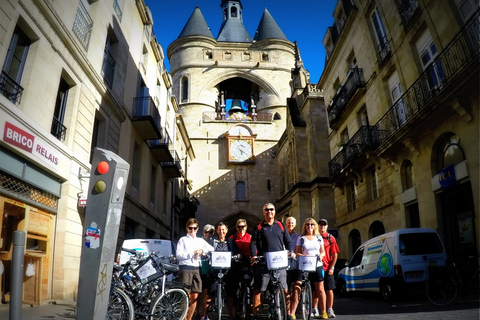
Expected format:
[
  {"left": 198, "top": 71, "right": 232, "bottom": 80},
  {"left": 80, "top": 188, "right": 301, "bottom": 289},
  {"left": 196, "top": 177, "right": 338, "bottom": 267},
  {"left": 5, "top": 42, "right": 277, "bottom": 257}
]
[
  {"left": 217, "top": 18, "right": 253, "bottom": 43},
  {"left": 254, "top": 8, "right": 288, "bottom": 41},
  {"left": 177, "top": 6, "right": 213, "bottom": 39}
]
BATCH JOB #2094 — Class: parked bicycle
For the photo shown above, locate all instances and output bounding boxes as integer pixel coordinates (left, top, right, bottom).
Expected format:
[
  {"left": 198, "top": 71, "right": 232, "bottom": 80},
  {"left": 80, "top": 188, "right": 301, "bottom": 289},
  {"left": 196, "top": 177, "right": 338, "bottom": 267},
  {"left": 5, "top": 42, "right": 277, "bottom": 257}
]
[
  {"left": 109, "top": 248, "right": 189, "bottom": 319},
  {"left": 237, "top": 262, "right": 254, "bottom": 320},
  {"left": 291, "top": 256, "right": 317, "bottom": 320},
  {"left": 425, "top": 252, "right": 479, "bottom": 307},
  {"left": 209, "top": 252, "right": 239, "bottom": 320}
]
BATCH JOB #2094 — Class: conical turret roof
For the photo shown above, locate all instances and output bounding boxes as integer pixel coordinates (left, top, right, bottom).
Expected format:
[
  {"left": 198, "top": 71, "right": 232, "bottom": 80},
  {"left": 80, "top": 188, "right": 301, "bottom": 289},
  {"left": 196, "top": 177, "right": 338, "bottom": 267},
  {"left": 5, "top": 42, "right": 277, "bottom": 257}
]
[
  {"left": 254, "top": 8, "right": 288, "bottom": 41},
  {"left": 217, "top": 0, "right": 252, "bottom": 43},
  {"left": 177, "top": 6, "right": 214, "bottom": 39}
]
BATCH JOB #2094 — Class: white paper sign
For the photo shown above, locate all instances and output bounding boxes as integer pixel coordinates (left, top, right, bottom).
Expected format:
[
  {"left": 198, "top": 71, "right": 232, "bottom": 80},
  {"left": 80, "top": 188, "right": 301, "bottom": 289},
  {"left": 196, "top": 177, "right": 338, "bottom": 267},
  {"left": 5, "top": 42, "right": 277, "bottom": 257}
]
[
  {"left": 265, "top": 250, "right": 288, "bottom": 270},
  {"left": 299, "top": 256, "right": 317, "bottom": 272},
  {"left": 211, "top": 251, "right": 232, "bottom": 268}
]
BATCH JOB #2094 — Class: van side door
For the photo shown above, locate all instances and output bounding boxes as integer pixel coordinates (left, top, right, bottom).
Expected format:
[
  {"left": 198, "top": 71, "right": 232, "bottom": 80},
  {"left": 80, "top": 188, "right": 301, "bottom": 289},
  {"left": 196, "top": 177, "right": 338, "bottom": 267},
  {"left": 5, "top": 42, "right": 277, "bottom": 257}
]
[{"left": 344, "top": 246, "right": 366, "bottom": 291}]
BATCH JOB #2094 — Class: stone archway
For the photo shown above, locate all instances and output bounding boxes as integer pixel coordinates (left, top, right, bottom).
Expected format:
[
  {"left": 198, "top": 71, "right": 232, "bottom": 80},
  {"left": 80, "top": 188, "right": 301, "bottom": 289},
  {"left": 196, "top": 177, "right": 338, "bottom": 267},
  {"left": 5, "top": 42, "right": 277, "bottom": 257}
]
[{"left": 211, "top": 211, "right": 262, "bottom": 238}]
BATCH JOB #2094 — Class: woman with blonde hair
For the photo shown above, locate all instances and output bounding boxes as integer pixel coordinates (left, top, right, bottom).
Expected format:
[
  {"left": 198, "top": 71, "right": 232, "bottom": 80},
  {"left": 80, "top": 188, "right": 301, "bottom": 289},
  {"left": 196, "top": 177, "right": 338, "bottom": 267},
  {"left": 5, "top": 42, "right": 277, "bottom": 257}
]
[{"left": 288, "top": 218, "right": 327, "bottom": 319}]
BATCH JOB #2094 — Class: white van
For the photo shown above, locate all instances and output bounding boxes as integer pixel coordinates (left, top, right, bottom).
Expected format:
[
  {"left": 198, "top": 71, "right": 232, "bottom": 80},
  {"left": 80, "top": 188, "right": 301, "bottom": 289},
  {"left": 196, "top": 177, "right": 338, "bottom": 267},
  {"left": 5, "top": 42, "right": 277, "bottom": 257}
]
[
  {"left": 337, "top": 228, "right": 447, "bottom": 301},
  {"left": 118, "top": 239, "right": 175, "bottom": 265}
]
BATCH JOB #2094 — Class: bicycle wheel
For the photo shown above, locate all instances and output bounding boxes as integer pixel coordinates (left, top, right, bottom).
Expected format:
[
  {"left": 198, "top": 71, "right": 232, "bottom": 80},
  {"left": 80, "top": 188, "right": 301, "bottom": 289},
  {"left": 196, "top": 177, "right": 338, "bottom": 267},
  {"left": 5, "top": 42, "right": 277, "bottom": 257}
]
[
  {"left": 425, "top": 275, "right": 458, "bottom": 307},
  {"left": 273, "top": 283, "right": 287, "bottom": 320},
  {"left": 107, "top": 287, "right": 135, "bottom": 320},
  {"left": 149, "top": 288, "right": 189, "bottom": 320},
  {"left": 216, "top": 282, "right": 223, "bottom": 320},
  {"left": 239, "top": 285, "right": 250, "bottom": 320},
  {"left": 300, "top": 281, "right": 312, "bottom": 320}
]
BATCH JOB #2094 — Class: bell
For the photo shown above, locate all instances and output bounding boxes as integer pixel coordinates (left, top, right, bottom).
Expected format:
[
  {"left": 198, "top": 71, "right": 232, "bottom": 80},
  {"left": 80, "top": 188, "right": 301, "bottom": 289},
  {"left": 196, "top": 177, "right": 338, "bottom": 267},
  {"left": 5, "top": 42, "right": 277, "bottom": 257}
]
[{"left": 230, "top": 99, "right": 243, "bottom": 112}]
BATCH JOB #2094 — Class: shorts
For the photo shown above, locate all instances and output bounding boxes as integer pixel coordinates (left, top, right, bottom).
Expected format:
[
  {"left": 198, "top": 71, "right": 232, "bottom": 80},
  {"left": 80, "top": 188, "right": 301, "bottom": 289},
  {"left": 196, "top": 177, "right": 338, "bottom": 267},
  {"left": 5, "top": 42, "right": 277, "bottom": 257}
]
[
  {"left": 178, "top": 266, "right": 202, "bottom": 293},
  {"left": 253, "top": 264, "right": 287, "bottom": 291},
  {"left": 292, "top": 266, "right": 324, "bottom": 283},
  {"left": 201, "top": 273, "right": 212, "bottom": 291},
  {"left": 323, "top": 272, "right": 335, "bottom": 291}
]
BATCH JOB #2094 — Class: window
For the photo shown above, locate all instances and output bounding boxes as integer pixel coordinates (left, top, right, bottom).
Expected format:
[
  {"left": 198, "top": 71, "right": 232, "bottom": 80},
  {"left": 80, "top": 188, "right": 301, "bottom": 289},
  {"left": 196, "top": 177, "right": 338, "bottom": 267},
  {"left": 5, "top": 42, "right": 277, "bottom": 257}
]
[
  {"left": 113, "top": 0, "right": 123, "bottom": 21},
  {"left": 388, "top": 71, "right": 407, "bottom": 125},
  {"left": 349, "top": 246, "right": 363, "bottom": 267},
  {"left": 405, "top": 203, "right": 420, "bottom": 228},
  {"left": 340, "top": 128, "right": 349, "bottom": 145},
  {"left": 181, "top": 77, "right": 188, "bottom": 102},
  {"left": 72, "top": 1, "right": 93, "bottom": 50},
  {"left": 231, "top": 6, "right": 238, "bottom": 18},
  {"left": 102, "top": 33, "right": 117, "bottom": 88},
  {"left": 369, "top": 220, "right": 385, "bottom": 238},
  {"left": 162, "top": 182, "right": 167, "bottom": 217},
  {"left": 454, "top": 0, "right": 476, "bottom": 21},
  {"left": 347, "top": 181, "right": 356, "bottom": 212},
  {"left": 371, "top": 8, "right": 390, "bottom": 60},
  {"left": 357, "top": 106, "right": 369, "bottom": 127},
  {"left": 51, "top": 77, "right": 70, "bottom": 141},
  {"left": 399, "top": 233, "right": 443, "bottom": 255},
  {"left": 1, "top": 26, "right": 30, "bottom": 104},
  {"left": 369, "top": 166, "right": 379, "bottom": 200},
  {"left": 416, "top": 30, "right": 445, "bottom": 90},
  {"left": 435, "top": 134, "right": 465, "bottom": 172},
  {"left": 124, "top": 217, "right": 137, "bottom": 239},
  {"left": 132, "top": 142, "right": 141, "bottom": 190},
  {"left": 236, "top": 181, "right": 246, "bottom": 201},
  {"left": 401, "top": 160, "right": 415, "bottom": 190}
]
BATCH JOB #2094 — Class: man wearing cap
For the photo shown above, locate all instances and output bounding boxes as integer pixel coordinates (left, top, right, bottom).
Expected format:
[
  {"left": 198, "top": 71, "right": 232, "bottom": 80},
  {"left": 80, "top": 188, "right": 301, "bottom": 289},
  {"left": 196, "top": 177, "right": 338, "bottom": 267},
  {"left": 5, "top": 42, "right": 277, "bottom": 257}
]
[{"left": 318, "top": 219, "right": 340, "bottom": 318}]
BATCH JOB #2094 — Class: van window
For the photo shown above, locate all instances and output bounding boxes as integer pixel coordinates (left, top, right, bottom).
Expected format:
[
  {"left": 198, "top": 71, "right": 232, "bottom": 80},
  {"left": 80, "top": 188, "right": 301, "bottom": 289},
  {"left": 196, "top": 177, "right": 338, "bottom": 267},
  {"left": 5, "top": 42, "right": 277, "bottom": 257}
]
[
  {"left": 350, "top": 247, "right": 364, "bottom": 267},
  {"left": 399, "top": 233, "right": 443, "bottom": 255}
]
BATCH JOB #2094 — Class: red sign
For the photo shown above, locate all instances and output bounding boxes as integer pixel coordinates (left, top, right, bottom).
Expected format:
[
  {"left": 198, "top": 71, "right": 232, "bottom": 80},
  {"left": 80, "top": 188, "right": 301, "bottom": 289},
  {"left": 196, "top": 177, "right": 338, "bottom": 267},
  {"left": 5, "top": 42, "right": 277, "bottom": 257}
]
[{"left": 3, "top": 121, "right": 35, "bottom": 152}]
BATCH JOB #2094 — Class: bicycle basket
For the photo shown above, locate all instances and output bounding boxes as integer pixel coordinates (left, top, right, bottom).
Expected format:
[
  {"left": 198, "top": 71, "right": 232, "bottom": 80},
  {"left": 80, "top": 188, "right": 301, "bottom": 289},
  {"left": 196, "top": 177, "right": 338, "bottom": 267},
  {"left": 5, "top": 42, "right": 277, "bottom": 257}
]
[
  {"left": 298, "top": 256, "right": 317, "bottom": 272},
  {"left": 133, "top": 257, "right": 162, "bottom": 283},
  {"left": 265, "top": 250, "right": 288, "bottom": 270}
]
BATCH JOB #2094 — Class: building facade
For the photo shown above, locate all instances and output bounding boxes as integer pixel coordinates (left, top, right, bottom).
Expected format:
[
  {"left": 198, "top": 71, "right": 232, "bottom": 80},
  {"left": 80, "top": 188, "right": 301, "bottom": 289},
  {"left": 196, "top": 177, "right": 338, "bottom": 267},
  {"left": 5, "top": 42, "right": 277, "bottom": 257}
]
[
  {"left": 168, "top": 0, "right": 306, "bottom": 231},
  {"left": 319, "top": 0, "right": 479, "bottom": 277},
  {"left": 0, "top": 0, "right": 192, "bottom": 302}
]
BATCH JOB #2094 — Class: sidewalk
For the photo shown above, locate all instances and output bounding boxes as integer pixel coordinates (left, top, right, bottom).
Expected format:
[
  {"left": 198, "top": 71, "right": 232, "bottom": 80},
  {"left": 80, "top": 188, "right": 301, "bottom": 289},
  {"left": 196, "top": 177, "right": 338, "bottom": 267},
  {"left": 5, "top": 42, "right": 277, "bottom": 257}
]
[{"left": 0, "top": 300, "right": 76, "bottom": 319}]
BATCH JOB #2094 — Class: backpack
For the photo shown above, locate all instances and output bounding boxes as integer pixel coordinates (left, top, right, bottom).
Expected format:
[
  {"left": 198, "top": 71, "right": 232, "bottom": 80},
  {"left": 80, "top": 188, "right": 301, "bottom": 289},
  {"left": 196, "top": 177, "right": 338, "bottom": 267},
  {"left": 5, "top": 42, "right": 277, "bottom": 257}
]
[
  {"left": 322, "top": 233, "right": 333, "bottom": 246},
  {"left": 257, "top": 220, "right": 285, "bottom": 232}
]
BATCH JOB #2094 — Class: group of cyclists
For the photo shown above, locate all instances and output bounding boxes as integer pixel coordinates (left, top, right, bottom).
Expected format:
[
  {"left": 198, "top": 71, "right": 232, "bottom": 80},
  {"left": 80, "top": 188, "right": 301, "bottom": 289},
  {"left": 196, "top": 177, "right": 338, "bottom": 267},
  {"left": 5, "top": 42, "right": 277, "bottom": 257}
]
[{"left": 175, "top": 203, "right": 340, "bottom": 320}]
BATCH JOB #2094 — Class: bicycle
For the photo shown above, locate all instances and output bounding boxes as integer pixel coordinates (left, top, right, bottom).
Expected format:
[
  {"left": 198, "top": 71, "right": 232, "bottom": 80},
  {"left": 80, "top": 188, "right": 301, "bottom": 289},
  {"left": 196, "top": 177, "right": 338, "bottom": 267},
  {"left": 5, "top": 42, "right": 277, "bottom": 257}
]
[
  {"left": 294, "top": 256, "right": 317, "bottom": 320},
  {"left": 425, "top": 252, "right": 479, "bottom": 307},
  {"left": 237, "top": 261, "right": 254, "bottom": 320},
  {"left": 108, "top": 265, "right": 135, "bottom": 320},
  {"left": 209, "top": 252, "right": 238, "bottom": 320},
  {"left": 254, "top": 252, "right": 288, "bottom": 320}
]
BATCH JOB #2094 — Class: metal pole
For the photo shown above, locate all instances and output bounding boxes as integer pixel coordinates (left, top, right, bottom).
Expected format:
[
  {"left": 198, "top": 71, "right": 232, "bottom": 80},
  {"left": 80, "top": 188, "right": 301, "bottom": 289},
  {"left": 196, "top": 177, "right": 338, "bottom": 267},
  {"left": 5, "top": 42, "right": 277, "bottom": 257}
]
[{"left": 10, "top": 230, "right": 25, "bottom": 320}]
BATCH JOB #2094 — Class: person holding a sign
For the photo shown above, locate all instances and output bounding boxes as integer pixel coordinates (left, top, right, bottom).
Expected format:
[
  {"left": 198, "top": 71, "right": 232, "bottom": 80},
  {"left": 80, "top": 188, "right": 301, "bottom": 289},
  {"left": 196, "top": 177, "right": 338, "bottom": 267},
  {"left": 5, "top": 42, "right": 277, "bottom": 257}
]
[
  {"left": 176, "top": 218, "right": 215, "bottom": 320},
  {"left": 250, "top": 203, "right": 294, "bottom": 320},
  {"left": 197, "top": 224, "right": 215, "bottom": 320},
  {"left": 289, "top": 218, "right": 327, "bottom": 319}
]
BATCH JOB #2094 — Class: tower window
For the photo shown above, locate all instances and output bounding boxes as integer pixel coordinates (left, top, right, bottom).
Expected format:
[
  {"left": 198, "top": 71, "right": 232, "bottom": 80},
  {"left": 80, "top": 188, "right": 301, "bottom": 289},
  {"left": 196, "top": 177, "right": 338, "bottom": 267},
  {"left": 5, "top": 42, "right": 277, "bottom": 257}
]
[
  {"left": 181, "top": 77, "right": 188, "bottom": 102},
  {"left": 231, "top": 6, "right": 238, "bottom": 18},
  {"left": 236, "top": 181, "right": 246, "bottom": 201}
]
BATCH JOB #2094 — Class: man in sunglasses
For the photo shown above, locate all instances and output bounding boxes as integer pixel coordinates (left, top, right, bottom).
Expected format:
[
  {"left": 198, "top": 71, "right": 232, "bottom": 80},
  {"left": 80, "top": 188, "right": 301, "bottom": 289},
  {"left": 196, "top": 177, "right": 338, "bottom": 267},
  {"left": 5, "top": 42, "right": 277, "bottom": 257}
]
[
  {"left": 250, "top": 203, "right": 294, "bottom": 320},
  {"left": 176, "top": 218, "right": 215, "bottom": 320}
]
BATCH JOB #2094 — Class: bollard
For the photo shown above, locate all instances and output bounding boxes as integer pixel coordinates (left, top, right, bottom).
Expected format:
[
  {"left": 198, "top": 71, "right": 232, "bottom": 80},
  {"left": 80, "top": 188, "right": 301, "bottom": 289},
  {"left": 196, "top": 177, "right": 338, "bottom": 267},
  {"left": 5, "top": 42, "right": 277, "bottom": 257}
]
[{"left": 10, "top": 230, "right": 25, "bottom": 320}]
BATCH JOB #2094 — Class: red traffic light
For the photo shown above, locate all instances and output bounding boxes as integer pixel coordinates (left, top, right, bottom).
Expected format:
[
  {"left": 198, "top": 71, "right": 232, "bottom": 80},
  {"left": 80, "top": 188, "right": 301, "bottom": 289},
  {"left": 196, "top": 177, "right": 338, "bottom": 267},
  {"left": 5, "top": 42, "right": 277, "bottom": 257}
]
[{"left": 97, "top": 161, "right": 109, "bottom": 174}]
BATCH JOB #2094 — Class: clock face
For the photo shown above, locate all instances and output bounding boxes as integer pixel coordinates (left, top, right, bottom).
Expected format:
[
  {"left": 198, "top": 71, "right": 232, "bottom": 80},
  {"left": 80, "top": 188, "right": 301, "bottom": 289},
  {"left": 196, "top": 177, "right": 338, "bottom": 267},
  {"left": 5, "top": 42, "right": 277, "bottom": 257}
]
[
  {"left": 230, "top": 139, "right": 253, "bottom": 162},
  {"left": 230, "top": 126, "right": 250, "bottom": 136}
]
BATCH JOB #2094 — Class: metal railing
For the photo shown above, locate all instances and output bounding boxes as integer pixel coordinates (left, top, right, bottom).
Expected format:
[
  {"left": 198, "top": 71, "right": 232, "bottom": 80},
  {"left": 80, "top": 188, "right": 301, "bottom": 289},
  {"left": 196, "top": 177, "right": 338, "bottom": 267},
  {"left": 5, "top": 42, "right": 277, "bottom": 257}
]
[
  {"left": 72, "top": 1, "right": 93, "bottom": 50},
  {"left": 102, "top": 48, "right": 115, "bottom": 88},
  {"left": 399, "top": 0, "right": 419, "bottom": 28},
  {"left": 202, "top": 111, "right": 273, "bottom": 122},
  {"left": 374, "top": 9, "right": 480, "bottom": 147},
  {"left": 328, "top": 125, "right": 379, "bottom": 177},
  {"left": 50, "top": 117, "right": 67, "bottom": 141},
  {"left": 0, "top": 71, "right": 24, "bottom": 105},
  {"left": 133, "top": 96, "right": 161, "bottom": 129},
  {"left": 327, "top": 67, "right": 365, "bottom": 128}
]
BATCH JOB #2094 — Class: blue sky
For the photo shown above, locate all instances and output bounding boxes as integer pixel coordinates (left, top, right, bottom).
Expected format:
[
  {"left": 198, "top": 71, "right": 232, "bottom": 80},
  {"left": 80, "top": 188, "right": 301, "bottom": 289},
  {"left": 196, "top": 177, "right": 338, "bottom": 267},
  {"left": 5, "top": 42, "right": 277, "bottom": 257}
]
[{"left": 144, "top": 0, "right": 337, "bottom": 83}]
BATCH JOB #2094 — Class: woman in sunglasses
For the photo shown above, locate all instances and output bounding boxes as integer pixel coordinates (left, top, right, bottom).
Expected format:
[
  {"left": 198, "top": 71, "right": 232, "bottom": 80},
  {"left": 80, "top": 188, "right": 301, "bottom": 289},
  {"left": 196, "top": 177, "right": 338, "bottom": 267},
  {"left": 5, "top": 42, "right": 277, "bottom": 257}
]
[
  {"left": 289, "top": 218, "right": 327, "bottom": 320},
  {"left": 176, "top": 218, "right": 215, "bottom": 320}
]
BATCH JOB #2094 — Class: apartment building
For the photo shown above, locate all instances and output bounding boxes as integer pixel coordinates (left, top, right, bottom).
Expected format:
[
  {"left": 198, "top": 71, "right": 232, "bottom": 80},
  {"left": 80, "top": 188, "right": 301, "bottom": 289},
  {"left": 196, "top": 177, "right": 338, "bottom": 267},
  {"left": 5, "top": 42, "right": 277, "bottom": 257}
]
[
  {"left": 0, "top": 0, "right": 193, "bottom": 303},
  {"left": 319, "top": 0, "right": 479, "bottom": 277}
]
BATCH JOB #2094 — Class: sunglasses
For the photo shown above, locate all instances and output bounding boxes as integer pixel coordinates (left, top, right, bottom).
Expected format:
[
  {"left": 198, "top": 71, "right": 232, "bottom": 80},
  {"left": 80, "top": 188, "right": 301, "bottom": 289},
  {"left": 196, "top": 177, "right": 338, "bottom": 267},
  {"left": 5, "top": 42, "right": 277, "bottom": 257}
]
[
  {"left": 204, "top": 230, "right": 213, "bottom": 234},
  {"left": 188, "top": 226, "right": 198, "bottom": 231},
  {"left": 237, "top": 225, "right": 246, "bottom": 229},
  {"left": 319, "top": 224, "right": 327, "bottom": 226},
  {"left": 306, "top": 223, "right": 315, "bottom": 226},
  {"left": 264, "top": 208, "right": 275, "bottom": 211}
]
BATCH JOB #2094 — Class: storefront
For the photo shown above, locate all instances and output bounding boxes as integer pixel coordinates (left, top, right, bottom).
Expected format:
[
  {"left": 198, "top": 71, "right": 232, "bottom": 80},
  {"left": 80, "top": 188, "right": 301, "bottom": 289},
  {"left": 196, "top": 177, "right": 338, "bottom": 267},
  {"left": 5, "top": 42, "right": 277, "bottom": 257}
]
[{"left": 0, "top": 115, "right": 65, "bottom": 304}]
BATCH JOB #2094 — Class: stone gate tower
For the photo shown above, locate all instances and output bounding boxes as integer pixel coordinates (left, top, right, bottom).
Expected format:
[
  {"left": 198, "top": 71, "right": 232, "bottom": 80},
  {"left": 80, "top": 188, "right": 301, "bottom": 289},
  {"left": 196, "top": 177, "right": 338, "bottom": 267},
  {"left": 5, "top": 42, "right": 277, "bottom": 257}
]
[{"left": 167, "top": 1, "right": 295, "bottom": 231}]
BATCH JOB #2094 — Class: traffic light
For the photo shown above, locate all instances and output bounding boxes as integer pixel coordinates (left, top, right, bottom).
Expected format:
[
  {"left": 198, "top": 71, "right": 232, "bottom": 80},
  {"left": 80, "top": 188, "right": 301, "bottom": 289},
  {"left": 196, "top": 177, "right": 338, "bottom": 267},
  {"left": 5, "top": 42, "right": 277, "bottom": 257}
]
[{"left": 77, "top": 148, "right": 130, "bottom": 320}]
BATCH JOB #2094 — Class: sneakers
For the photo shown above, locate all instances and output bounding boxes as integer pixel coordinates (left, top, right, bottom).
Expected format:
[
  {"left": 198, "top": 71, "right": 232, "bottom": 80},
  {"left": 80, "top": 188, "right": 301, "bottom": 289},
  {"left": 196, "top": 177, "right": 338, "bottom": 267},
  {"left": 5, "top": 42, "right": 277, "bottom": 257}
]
[
  {"left": 200, "top": 316, "right": 210, "bottom": 320},
  {"left": 321, "top": 311, "right": 329, "bottom": 319},
  {"left": 327, "top": 308, "right": 336, "bottom": 318},
  {"left": 287, "top": 315, "right": 296, "bottom": 320},
  {"left": 312, "top": 308, "right": 320, "bottom": 318}
]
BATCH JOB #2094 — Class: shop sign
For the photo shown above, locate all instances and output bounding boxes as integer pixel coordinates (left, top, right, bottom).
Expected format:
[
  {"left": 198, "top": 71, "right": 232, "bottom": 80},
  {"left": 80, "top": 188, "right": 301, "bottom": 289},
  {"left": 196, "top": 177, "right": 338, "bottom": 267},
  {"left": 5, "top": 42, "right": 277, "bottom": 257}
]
[
  {"left": 5, "top": 197, "right": 26, "bottom": 208},
  {"left": 438, "top": 164, "right": 456, "bottom": 188}
]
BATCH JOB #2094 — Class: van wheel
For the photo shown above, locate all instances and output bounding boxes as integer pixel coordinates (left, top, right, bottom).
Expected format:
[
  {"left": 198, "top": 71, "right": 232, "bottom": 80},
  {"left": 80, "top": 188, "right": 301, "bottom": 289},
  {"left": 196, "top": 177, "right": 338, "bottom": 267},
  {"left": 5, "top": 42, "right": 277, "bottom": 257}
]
[
  {"left": 338, "top": 280, "right": 348, "bottom": 298},
  {"left": 380, "top": 281, "right": 395, "bottom": 302}
]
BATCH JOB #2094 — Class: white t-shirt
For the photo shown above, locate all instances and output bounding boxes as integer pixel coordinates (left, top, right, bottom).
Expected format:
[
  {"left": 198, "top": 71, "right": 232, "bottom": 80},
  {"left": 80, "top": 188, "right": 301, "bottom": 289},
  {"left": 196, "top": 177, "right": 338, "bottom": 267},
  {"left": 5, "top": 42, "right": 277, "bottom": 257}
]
[{"left": 296, "top": 235, "right": 324, "bottom": 256}]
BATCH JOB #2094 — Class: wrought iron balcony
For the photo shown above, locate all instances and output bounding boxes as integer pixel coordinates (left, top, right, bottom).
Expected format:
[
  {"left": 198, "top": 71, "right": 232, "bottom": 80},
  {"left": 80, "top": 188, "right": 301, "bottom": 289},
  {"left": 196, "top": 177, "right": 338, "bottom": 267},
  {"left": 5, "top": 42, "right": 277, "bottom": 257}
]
[
  {"left": 161, "top": 150, "right": 182, "bottom": 178},
  {"left": 146, "top": 129, "right": 173, "bottom": 162},
  {"left": 0, "top": 71, "right": 24, "bottom": 105},
  {"left": 327, "top": 67, "right": 365, "bottom": 128},
  {"left": 399, "top": 0, "right": 419, "bottom": 28},
  {"left": 132, "top": 96, "right": 162, "bottom": 140},
  {"left": 374, "top": 9, "right": 480, "bottom": 149},
  {"left": 328, "top": 125, "right": 380, "bottom": 178},
  {"left": 102, "top": 48, "right": 115, "bottom": 88},
  {"left": 50, "top": 117, "right": 67, "bottom": 141},
  {"left": 72, "top": 1, "right": 93, "bottom": 50}
]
